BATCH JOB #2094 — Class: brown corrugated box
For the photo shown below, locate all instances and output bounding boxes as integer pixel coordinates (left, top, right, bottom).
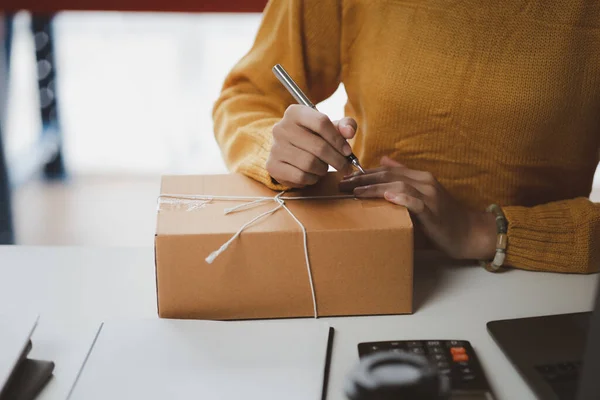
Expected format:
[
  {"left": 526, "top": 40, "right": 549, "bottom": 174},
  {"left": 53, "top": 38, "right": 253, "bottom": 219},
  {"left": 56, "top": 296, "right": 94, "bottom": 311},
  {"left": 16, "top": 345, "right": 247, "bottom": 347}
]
[{"left": 155, "top": 172, "right": 413, "bottom": 320}]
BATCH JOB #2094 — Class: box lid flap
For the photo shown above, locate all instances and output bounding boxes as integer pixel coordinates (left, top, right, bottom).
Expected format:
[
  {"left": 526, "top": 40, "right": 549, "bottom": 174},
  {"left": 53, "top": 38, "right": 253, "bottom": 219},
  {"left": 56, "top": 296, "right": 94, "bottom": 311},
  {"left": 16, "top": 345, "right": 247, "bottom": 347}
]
[{"left": 156, "top": 172, "right": 412, "bottom": 236}]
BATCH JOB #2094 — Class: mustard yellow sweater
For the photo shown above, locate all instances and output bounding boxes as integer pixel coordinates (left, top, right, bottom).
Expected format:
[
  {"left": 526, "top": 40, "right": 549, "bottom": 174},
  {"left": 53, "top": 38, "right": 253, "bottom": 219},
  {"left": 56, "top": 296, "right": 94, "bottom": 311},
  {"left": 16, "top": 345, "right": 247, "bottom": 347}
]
[{"left": 213, "top": 0, "right": 600, "bottom": 274}]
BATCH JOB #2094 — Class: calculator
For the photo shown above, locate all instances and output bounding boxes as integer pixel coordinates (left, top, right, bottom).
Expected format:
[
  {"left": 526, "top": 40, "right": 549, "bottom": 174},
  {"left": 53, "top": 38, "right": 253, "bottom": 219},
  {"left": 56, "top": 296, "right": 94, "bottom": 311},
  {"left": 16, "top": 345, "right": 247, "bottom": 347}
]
[{"left": 358, "top": 340, "right": 495, "bottom": 399}]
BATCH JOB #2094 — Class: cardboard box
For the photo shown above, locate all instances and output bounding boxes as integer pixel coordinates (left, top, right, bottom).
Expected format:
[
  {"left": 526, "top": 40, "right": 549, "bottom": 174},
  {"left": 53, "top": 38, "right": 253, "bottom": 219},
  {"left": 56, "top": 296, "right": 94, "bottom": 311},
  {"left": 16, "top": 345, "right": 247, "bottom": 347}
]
[{"left": 155, "top": 172, "right": 413, "bottom": 320}]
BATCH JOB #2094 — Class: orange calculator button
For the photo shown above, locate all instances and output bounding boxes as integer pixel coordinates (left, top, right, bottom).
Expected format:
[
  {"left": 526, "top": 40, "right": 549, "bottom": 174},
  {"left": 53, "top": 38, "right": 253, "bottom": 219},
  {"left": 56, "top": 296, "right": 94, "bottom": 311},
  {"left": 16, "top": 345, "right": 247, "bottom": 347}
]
[
  {"left": 452, "top": 353, "right": 469, "bottom": 362},
  {"left": 450, "top": 347, "right": 466, "bottom": 355}
]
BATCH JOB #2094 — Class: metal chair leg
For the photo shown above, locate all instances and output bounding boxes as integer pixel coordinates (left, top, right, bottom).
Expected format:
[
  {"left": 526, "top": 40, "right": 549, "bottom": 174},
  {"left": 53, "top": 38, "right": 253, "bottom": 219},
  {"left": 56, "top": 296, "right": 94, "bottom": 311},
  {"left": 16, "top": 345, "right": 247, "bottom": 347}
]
[
  {"left": 31, "top": 14, "right": 65, "bottom": 180},
  {"left": 0, "top": 15, "right": 14, "bottom": 244},
  {"left": 0, "top": 126, "right": 14, "bottom": 245}
]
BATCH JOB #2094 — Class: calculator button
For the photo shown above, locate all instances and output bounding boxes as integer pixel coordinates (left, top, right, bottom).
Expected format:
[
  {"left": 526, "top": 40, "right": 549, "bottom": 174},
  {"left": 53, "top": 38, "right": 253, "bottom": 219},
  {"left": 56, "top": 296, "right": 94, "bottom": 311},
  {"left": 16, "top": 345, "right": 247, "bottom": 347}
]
[
  {"left": 429, "top": 347, "right": 444, "bottom": 354},
  {"left": 392, "top": 348, "right": 404, "bottom": 353},
  {"left": 426, "top": 341, "right": 441, "bottom": 346},
  {"left": 430, "top": 354, "right": 447, "bottom": 361},
  {"left": 447, "top": 340, "right": 464, "bottom": 347},
  {"left": 462, "top": 374, "right": 476, "bottom": 382},
  {"left": 450, "top": 347, "right": 466, "bottom": 355},
  {"left": 437, "top": 361, "right": 449, "bottom": 369},
  {"left": 439, "top": 368, "right": 451, "bottom": 375},
  {"left": 410, "top": 347, "right": 425, "bottom": 354},
  {"left": 390, "top": 342, "right": 400, "bottom": 347},
  {"left": 460, "top": 368, "right": 473, "bottom": 374},
  {"left": 406, "top": 341, "right": 422, "bottom": 348},
  {"left": 371, "top": 345, "right": 379, "bottom": 351},
  {"left": 456, "top": 361, "right": 469, "bottom": 367},
  {"left": 453, "top": 354, "right": 469, "bottom": 362}
]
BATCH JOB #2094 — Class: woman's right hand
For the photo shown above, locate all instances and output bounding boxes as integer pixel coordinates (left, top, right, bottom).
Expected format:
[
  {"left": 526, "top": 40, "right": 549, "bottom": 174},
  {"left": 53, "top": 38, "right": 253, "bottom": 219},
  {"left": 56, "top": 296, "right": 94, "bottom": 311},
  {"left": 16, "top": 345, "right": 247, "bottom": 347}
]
[{"left": 266, "top": 105, "right": 357, "bottom": 188}]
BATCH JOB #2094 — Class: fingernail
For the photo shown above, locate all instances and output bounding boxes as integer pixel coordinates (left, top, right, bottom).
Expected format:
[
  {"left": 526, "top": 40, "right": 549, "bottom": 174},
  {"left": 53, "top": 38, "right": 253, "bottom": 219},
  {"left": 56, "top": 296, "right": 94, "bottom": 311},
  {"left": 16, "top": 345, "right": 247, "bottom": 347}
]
[
  {"left": 354, "top": 187, "right": 367, "bottom": 195},
  {"left": 342, "top": 143, "right": 352, "bottom": 156},
  {"left": 384, "top": 191, "right": 396, "bottom": 201}
]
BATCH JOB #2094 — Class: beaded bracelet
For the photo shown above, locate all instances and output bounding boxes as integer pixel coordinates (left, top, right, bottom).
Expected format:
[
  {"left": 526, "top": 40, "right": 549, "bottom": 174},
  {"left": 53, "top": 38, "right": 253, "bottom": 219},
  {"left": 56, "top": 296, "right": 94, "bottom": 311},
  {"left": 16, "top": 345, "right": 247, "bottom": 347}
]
[{"left": 479, "top": 204, "right": 508, "bottom": 272}]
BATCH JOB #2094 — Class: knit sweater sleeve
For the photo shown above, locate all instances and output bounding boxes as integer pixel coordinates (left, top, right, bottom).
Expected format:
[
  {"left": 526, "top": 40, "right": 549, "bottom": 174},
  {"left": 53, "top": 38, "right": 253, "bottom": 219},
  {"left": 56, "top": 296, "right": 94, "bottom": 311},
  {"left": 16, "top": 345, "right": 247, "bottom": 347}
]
[
  {"left": 212, "top": 0, "right": 342, "bottom": 189},
  {"left": 503, "top": 197, "right": 600, "bottom": 273}
]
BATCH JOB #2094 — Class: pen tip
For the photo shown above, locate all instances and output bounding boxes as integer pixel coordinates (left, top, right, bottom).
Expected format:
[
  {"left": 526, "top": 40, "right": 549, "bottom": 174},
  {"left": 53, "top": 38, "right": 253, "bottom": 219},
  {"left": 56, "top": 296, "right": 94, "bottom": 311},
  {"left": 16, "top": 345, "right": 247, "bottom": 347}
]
[{"left": 352, "top": 160, "right": 366, "bottom": 174}]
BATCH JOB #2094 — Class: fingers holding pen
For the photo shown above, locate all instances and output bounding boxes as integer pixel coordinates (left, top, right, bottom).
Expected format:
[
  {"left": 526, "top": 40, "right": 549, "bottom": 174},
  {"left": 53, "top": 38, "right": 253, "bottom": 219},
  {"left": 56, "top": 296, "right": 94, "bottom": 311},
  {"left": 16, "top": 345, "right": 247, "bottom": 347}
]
[
  {"left": 333, "top": 117, "right": 358, "bottom": 140},
  {"left": 270, "top": 65, "right": 363, "bottom": 188},
  {"left": 269, "top": 108, "right": 350, "bottom": 186},
  {"left": 266, "top": 158, "right": 320, "bottom": 188},
  {"left": 271, "top": 141, "right": 328, "bottom": 176},
  {"left": 285, "top": 105, "right": 352, "bottom": 156},
  {"left": 282, "top": 127, "right": 348, "bottom": 172}
]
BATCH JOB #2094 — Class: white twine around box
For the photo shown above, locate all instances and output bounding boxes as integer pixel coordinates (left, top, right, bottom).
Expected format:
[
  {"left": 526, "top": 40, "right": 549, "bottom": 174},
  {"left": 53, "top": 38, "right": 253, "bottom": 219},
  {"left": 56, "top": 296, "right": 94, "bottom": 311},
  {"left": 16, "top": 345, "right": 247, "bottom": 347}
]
[{"left": 158, "top": 192, "right": 356, "bottom": 318}]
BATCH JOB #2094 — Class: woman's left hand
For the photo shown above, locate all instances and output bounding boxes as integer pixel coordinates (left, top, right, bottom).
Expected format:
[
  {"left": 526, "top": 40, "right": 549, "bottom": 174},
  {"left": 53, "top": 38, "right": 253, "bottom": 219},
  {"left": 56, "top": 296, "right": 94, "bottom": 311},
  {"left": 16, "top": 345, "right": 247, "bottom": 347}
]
[{"left": 339, "top": 156, "right": 497, "bottom": 260}]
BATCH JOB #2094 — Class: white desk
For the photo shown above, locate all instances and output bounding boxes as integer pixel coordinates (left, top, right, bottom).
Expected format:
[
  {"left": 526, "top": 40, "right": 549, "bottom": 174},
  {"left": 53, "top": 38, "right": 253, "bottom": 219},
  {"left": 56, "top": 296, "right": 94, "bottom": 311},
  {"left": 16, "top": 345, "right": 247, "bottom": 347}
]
[{"left": 0, "top": 246, "right": 597, "bottom": 400}]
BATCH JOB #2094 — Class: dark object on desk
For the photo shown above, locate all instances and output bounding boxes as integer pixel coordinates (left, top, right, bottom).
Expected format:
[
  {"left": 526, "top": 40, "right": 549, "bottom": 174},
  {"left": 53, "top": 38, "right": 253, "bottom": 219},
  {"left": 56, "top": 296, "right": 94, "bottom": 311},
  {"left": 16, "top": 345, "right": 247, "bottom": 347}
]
[
  {"left": 487, "top": 285, "right": 600, "bottom": 400},
  {"left": 0, "top": 359, "right": 54, "bottom": 400},
  {"left": 354, "top": 340, "right": 494, "bottom": 399},
  {"left": 0, "top": 338, "right": 54, "bottom": 400},
  {"left": 345, "top": 351, "right": 450, "bottom": 400}
]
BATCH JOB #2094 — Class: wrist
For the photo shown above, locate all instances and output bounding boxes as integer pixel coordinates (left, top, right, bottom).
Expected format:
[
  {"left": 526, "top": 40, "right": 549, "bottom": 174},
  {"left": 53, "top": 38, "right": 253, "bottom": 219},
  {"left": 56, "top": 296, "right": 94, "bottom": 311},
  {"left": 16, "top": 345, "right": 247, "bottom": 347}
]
[{"left": 464, "top": 211, "right": 497, "bottom": 260}]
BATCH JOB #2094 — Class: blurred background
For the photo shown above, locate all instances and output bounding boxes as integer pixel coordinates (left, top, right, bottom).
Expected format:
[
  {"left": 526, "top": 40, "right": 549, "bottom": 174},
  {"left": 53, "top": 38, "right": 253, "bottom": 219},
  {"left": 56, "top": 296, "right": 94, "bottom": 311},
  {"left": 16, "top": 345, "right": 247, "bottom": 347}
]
[
  {"left": 0, "top": 8, "right": 348, "bottom": 247},
  {"left": 0, "top": 7, "right": 598, "bottom": 248}
]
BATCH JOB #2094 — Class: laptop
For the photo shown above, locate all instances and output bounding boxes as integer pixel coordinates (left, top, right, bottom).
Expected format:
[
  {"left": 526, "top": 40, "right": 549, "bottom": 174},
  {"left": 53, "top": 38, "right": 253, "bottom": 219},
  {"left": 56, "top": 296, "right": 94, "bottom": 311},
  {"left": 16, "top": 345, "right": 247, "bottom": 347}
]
[{"left": 487, "top": 284, "right": 600, "bottom": 400}]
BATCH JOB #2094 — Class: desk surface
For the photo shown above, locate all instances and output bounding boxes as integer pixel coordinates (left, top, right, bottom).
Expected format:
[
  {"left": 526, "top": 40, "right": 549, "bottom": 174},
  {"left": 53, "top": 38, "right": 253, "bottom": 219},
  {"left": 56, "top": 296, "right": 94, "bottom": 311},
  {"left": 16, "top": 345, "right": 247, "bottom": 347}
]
[{"left": 0, "top": 246, "right": 597, "bottom": 400}]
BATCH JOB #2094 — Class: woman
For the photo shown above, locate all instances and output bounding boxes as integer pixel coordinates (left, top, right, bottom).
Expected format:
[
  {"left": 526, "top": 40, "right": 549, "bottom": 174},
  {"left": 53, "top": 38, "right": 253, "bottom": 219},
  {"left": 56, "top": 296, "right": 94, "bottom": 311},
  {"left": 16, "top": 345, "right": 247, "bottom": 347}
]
[{"left": 213, "top": 0, "right": 600, "bottom": 273}]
